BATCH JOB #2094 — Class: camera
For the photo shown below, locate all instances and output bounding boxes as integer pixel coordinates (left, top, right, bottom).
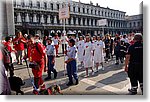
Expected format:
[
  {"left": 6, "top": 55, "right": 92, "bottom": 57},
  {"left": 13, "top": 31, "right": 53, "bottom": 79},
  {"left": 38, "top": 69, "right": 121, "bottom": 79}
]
[{"left": 29, "top": 62, "right": 38, "bottom": 69}]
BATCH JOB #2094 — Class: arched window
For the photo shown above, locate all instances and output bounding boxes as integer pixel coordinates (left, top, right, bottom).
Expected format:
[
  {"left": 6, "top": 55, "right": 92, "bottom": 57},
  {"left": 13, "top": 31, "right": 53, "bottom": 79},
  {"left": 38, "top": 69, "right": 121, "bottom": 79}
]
[
  {"left": 44, "top": 2, "right": 47, "bottom": 9},
  {"left": 37, "top": 1, "right": 40, "bottom": 9}
]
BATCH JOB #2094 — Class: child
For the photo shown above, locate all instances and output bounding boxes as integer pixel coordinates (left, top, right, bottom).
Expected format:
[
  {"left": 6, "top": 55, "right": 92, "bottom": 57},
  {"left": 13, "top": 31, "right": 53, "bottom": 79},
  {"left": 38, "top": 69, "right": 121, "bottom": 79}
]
[
  {"left": 83, "top": 35, "right": 94, "bottom": 77},
  {"left": 45, "top": 38, "right": 57, "bottom": 80},
  {"left": 93, "top": 36, "right": 105, "bottom": 71},
  {"left": 65, "top": 39, "right": 78, "bottom": 86}
]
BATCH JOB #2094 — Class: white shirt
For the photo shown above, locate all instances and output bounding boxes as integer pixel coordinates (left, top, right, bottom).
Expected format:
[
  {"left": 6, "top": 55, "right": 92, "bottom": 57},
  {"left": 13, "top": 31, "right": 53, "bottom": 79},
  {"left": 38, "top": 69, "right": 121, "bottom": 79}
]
[
  {"left": 61, "top": 36, "right": 68, "bottom": 44},
  {"left": 46, "top": 44, "right": 55, "bottom": 56},
  {"left": 52, "top": 37, "right": 59, "bottom": 45}
]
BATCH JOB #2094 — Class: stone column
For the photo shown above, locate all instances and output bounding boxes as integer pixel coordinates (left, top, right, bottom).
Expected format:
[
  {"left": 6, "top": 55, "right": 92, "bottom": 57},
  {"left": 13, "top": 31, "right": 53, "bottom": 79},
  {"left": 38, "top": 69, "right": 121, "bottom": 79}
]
[
  {"left": 47, "top": 15, "right": 51, "bottom": 24},
  {"left": 80, "top": 5, "right": 83, "bottom": 13},
  {"left": 47, "top": 2, "right": 51, "bottom": 10},
  {"left": 25, "top": 0, "right": 29, "bottom": 8},
  {"left": 40, "top": 15, "right": 44, "bottom": 24},
  {"left": 54, "top": 15, "right": 57, "bottom": 24},
  {"left": 75, "top": 17, "right": 78, "bottom": 25},
  {"left": 40, "top": 0, "right": 44, "bottom": 9},
  {"left": 89, "top": 19, "right": 91, "bottom": 26},
  {"left": 84, "top": 6, "right": 87, "bottom": 14},
  {"left": 25, "top": 13, "right": 30, "bottom": 22},
  {"left": 85, "top": 18, "right": 87, "bottom": 26},
  {"left": 93, "top": 19, "right": 95, "bottom": 26},
  {"left": 16, "top": 0, "right": 21, "bottom": 7},
  {"left": 53, "top": 2, "right": 57, "bottom": 10},
  {"left": 89, "top": 7, "right": 91, "bottom": 14},
  {"left": 33, "top": 14, "right": 37, "bottom": 23},
  {"left": 75, "top": 4, "right": 78, "bottom": 13},
  {"left": 60, "top": 19, "right": 63, "bottom": 25},
  {"left": 66, "top": 18, "right": 69, "bottom": 25},
  {"left": 70, "top": 3, "right": 73, "bottom": 12},
  {"left": 71, "top": 16, "right": 74, "bottom": 25},
  {"left": 32, "top": 0, "right": 37, "bottom": 8},
  {"left": 80, "top": 18, "right": 83, "bottom": 25},
  {"left": 17, "top": 12, "right": 22, "bottom": 23}
]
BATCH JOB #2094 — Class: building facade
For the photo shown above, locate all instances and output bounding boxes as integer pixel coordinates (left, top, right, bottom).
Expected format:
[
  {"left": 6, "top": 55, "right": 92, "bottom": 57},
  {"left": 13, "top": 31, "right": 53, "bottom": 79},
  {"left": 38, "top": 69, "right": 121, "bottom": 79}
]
[
  {"left": 13, "top": 0, "right": 132, "bottom": 37},
  {"left": 126, "top": 14, "right": 143, "bottom": 33}
]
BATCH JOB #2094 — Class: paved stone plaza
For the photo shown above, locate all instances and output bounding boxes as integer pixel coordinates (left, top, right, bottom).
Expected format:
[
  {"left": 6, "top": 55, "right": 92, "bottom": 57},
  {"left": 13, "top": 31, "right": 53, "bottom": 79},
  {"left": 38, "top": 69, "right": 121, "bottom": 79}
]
[{"left": 11, "top": 47, "right": 142, "bottom": 95}]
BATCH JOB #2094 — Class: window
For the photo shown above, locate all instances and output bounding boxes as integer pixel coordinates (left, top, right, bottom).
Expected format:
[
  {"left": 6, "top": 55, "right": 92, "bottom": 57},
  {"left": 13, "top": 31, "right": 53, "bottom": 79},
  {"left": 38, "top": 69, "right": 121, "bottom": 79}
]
[
  {"left": 73, "top": 7, "right": 75, "bottom": 12},
  {"left": 87, "top": 9, "right": 89, "bottom": 14},
  {"left": 138, "top": 22, "right": 140, "bottom": 26},
  {"left": 129, "top": 23, "right": 132, "bottom": 27},
  {"left": 44, "top": 2, "right": 47, "bottom": 9},
  {"left": 29, "top": 0, "right": 32, "bottom": 8},
  {"left": 78, "top": 7, "right": 80, "bottom": 13},
  {"left": 133, "top": 22, "right": 136, "bottom": 27},
  {"left": 83, "top": 8, "right": 85, "bottom": 13},
  {"left": 91, "top": 9, "right": 93, "bottom": 14},
  {"left": 21, "top": 0, "right": 25, "bottom": 7},
  {"left": 51, "top": 3, "right": 53, "bottom": 10},
  {"left": 21, "top": 13, "right": 25, "bottom": 22},
  {"left": 37, "top": 1, "right": 40, "bottom": 9},
  {"left": 57, "top": 4, "right": 59, "bottom": 10}
]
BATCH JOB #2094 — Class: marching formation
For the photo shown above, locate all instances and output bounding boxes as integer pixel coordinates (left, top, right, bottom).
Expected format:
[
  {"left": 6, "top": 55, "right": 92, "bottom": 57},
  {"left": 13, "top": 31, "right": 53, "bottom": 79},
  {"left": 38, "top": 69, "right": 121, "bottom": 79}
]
[{"left": 0, "top": 31, "right": 143, "bottom": 95}]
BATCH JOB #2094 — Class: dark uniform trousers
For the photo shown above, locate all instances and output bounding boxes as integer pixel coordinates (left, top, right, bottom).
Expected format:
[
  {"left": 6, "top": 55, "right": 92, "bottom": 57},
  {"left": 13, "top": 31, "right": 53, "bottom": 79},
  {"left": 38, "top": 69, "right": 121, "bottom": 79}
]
[
  {"left": 47, "top": 56, "right": 57, "bottom": 78},
  {"left": 66, "top": 60, "right": 78, "bottom": 83},
  {"left": 128, "top": 63, "right": 143, "bottom": 92}
]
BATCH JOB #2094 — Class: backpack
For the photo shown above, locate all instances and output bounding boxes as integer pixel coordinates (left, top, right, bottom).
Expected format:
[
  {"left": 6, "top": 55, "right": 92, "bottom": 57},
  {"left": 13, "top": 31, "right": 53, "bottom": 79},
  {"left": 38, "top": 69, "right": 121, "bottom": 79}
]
[{"left": 2, "top": 47, "right": 11, "bottom": 64}]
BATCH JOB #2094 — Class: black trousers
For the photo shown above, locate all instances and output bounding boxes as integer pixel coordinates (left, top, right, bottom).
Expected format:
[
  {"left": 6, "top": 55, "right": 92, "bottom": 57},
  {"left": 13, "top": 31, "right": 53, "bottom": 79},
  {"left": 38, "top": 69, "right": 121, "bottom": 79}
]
[
  {"left": 128, "top": 63, "right": 143, "bottom": 88},
  {"left": 105, "top": 49, "right": 110, "bottom": 60},
  {"left": 62, "top": 44, "right": 67, "bottom": 54}
]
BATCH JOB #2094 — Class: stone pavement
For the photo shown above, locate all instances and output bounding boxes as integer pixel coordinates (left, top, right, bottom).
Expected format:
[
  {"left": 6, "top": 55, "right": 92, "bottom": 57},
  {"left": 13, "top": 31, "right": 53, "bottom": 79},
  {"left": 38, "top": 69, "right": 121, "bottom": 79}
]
[{"left": 12, "top": 56, "right": 142, "bottom": 95}]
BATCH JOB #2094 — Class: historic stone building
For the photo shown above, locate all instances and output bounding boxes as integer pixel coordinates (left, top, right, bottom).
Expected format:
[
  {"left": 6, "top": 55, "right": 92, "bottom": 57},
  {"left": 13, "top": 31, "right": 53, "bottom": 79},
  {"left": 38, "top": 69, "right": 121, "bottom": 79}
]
[
  {"left": 126, "top": 14, "right": 143, "bottom": 33},
  {"left": 13, "top": 0, "right": 132, "bottom": 37}
]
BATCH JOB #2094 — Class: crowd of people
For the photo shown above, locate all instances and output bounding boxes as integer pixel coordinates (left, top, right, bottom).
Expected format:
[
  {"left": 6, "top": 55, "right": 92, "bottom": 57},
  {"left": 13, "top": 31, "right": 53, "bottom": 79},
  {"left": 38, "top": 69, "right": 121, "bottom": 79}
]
[{"left": 0, "top": 31, "right": 143, "bottom": 95}]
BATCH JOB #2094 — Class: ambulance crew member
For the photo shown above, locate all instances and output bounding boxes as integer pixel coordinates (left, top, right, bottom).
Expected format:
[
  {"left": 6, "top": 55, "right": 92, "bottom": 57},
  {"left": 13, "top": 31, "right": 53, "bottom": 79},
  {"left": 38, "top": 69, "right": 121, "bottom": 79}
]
[
  {"left": 83, "top": 34, "right": 94, "bottom": 77},
  {"left": 93, "top": 36, "right": 105, "bottom": 71},
  {"left": 77, "top": 36, "right": 84, "bottom": 68},
  {"left": 45, "top": 38, "right": 57, "bottom": 80},
  {"left": 65, "top": 39, "right": 79, "bottom": 86},
  {"left": 13, "top": 32, "right": 26, "bottom": 65},
  {"left": 125, "top": 34, "right": 143, "bottom": 95},
  {"left": 27, "top": 35, "right": 47, "bottom": 92}
]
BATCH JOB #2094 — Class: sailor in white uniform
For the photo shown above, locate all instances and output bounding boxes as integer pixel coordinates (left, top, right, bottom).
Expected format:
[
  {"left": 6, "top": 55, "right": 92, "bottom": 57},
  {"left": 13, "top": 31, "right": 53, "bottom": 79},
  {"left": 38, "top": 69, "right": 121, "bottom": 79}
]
[
  {"left": 93, "top": 36, "right": 105, "bottom": 71},
  {"left": 83, "top": 35, "right": 94, "bottom": 77}
]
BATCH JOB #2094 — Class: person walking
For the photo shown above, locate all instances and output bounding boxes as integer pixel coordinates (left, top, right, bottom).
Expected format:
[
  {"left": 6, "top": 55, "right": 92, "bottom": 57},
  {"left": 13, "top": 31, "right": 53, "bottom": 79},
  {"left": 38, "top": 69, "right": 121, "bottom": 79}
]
[
  {"left": 44, "top": 38, "right": 57, "bottom": 80},
  {"left": 93, "top": 36, "right": 105, "bottom": 71},
  {"left": 83, "top": 34, "right": 94, "bottom": 77},
  {"left": 65, "top": 39, "right": 79, "bottom": 86}
]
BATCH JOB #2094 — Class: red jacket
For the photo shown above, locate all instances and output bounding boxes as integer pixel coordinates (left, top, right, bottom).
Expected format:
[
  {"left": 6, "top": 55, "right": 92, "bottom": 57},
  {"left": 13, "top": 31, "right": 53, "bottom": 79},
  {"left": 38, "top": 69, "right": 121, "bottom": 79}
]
[
  {"left": 4, "top": 41, "right": 13, "bottom": 52},
  {"left": 13, "top": 37, "right": 26, "bottom": 51},
  {"left": 28, "top": 43, "right": 46, "bottom": 62}
]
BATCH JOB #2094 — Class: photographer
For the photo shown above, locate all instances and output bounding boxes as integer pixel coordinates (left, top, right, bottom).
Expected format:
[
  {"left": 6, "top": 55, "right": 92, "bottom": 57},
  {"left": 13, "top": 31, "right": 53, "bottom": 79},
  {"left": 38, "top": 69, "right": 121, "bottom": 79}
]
[{"left": 26, "top": 35, "right": 47, "bottom": 92}]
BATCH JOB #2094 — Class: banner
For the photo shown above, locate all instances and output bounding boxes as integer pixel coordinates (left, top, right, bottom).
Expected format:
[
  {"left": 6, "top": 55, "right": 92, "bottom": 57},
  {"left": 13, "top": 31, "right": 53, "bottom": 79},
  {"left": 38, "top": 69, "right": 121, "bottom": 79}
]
[
  {"left": 97, "top": 19, "right": 107, "bottom": 26},
  {"left": 59, "top": 7, "right": 70, "bottom": 20}
]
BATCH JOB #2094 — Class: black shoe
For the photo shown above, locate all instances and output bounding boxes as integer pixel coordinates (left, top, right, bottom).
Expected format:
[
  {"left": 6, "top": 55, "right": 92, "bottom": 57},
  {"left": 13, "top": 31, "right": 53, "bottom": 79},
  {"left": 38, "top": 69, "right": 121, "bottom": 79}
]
[
  {"left": 75, "top": 79, "right": 79, "bottom": 85},
  {"left": 128, "top": 88, "right": 137, "bottom": 95},
  {"left": 44, "top": 77, "right": 51, "bottom": 81},
  {"left": 54, "top": 72, "right": 57, "bottom": 79},
  {"left": 115, "top": 62, "right": 119, "bottom": 65},
  {"left": 66, "top": 82, "right": 73, "bottom": 86}
]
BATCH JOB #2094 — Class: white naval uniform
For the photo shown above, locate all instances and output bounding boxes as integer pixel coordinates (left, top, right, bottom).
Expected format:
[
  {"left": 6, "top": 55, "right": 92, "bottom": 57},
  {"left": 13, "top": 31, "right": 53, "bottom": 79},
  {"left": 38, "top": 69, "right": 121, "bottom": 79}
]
[
  {"left": 83, "top": 42, "right": 93, "bottom": 68},
  {"left": 93, "top": 40, "right": 105, "bottom": 63},
  {"left": 77, "top": 40, "right": 84, "bottom": 62}
]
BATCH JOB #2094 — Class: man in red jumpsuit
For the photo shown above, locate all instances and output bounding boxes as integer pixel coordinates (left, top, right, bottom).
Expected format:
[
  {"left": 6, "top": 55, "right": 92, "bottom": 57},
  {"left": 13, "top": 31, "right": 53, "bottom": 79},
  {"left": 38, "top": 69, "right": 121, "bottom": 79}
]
[{"left": 27, "top": 35, "right": 47, "bottom": 93}]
